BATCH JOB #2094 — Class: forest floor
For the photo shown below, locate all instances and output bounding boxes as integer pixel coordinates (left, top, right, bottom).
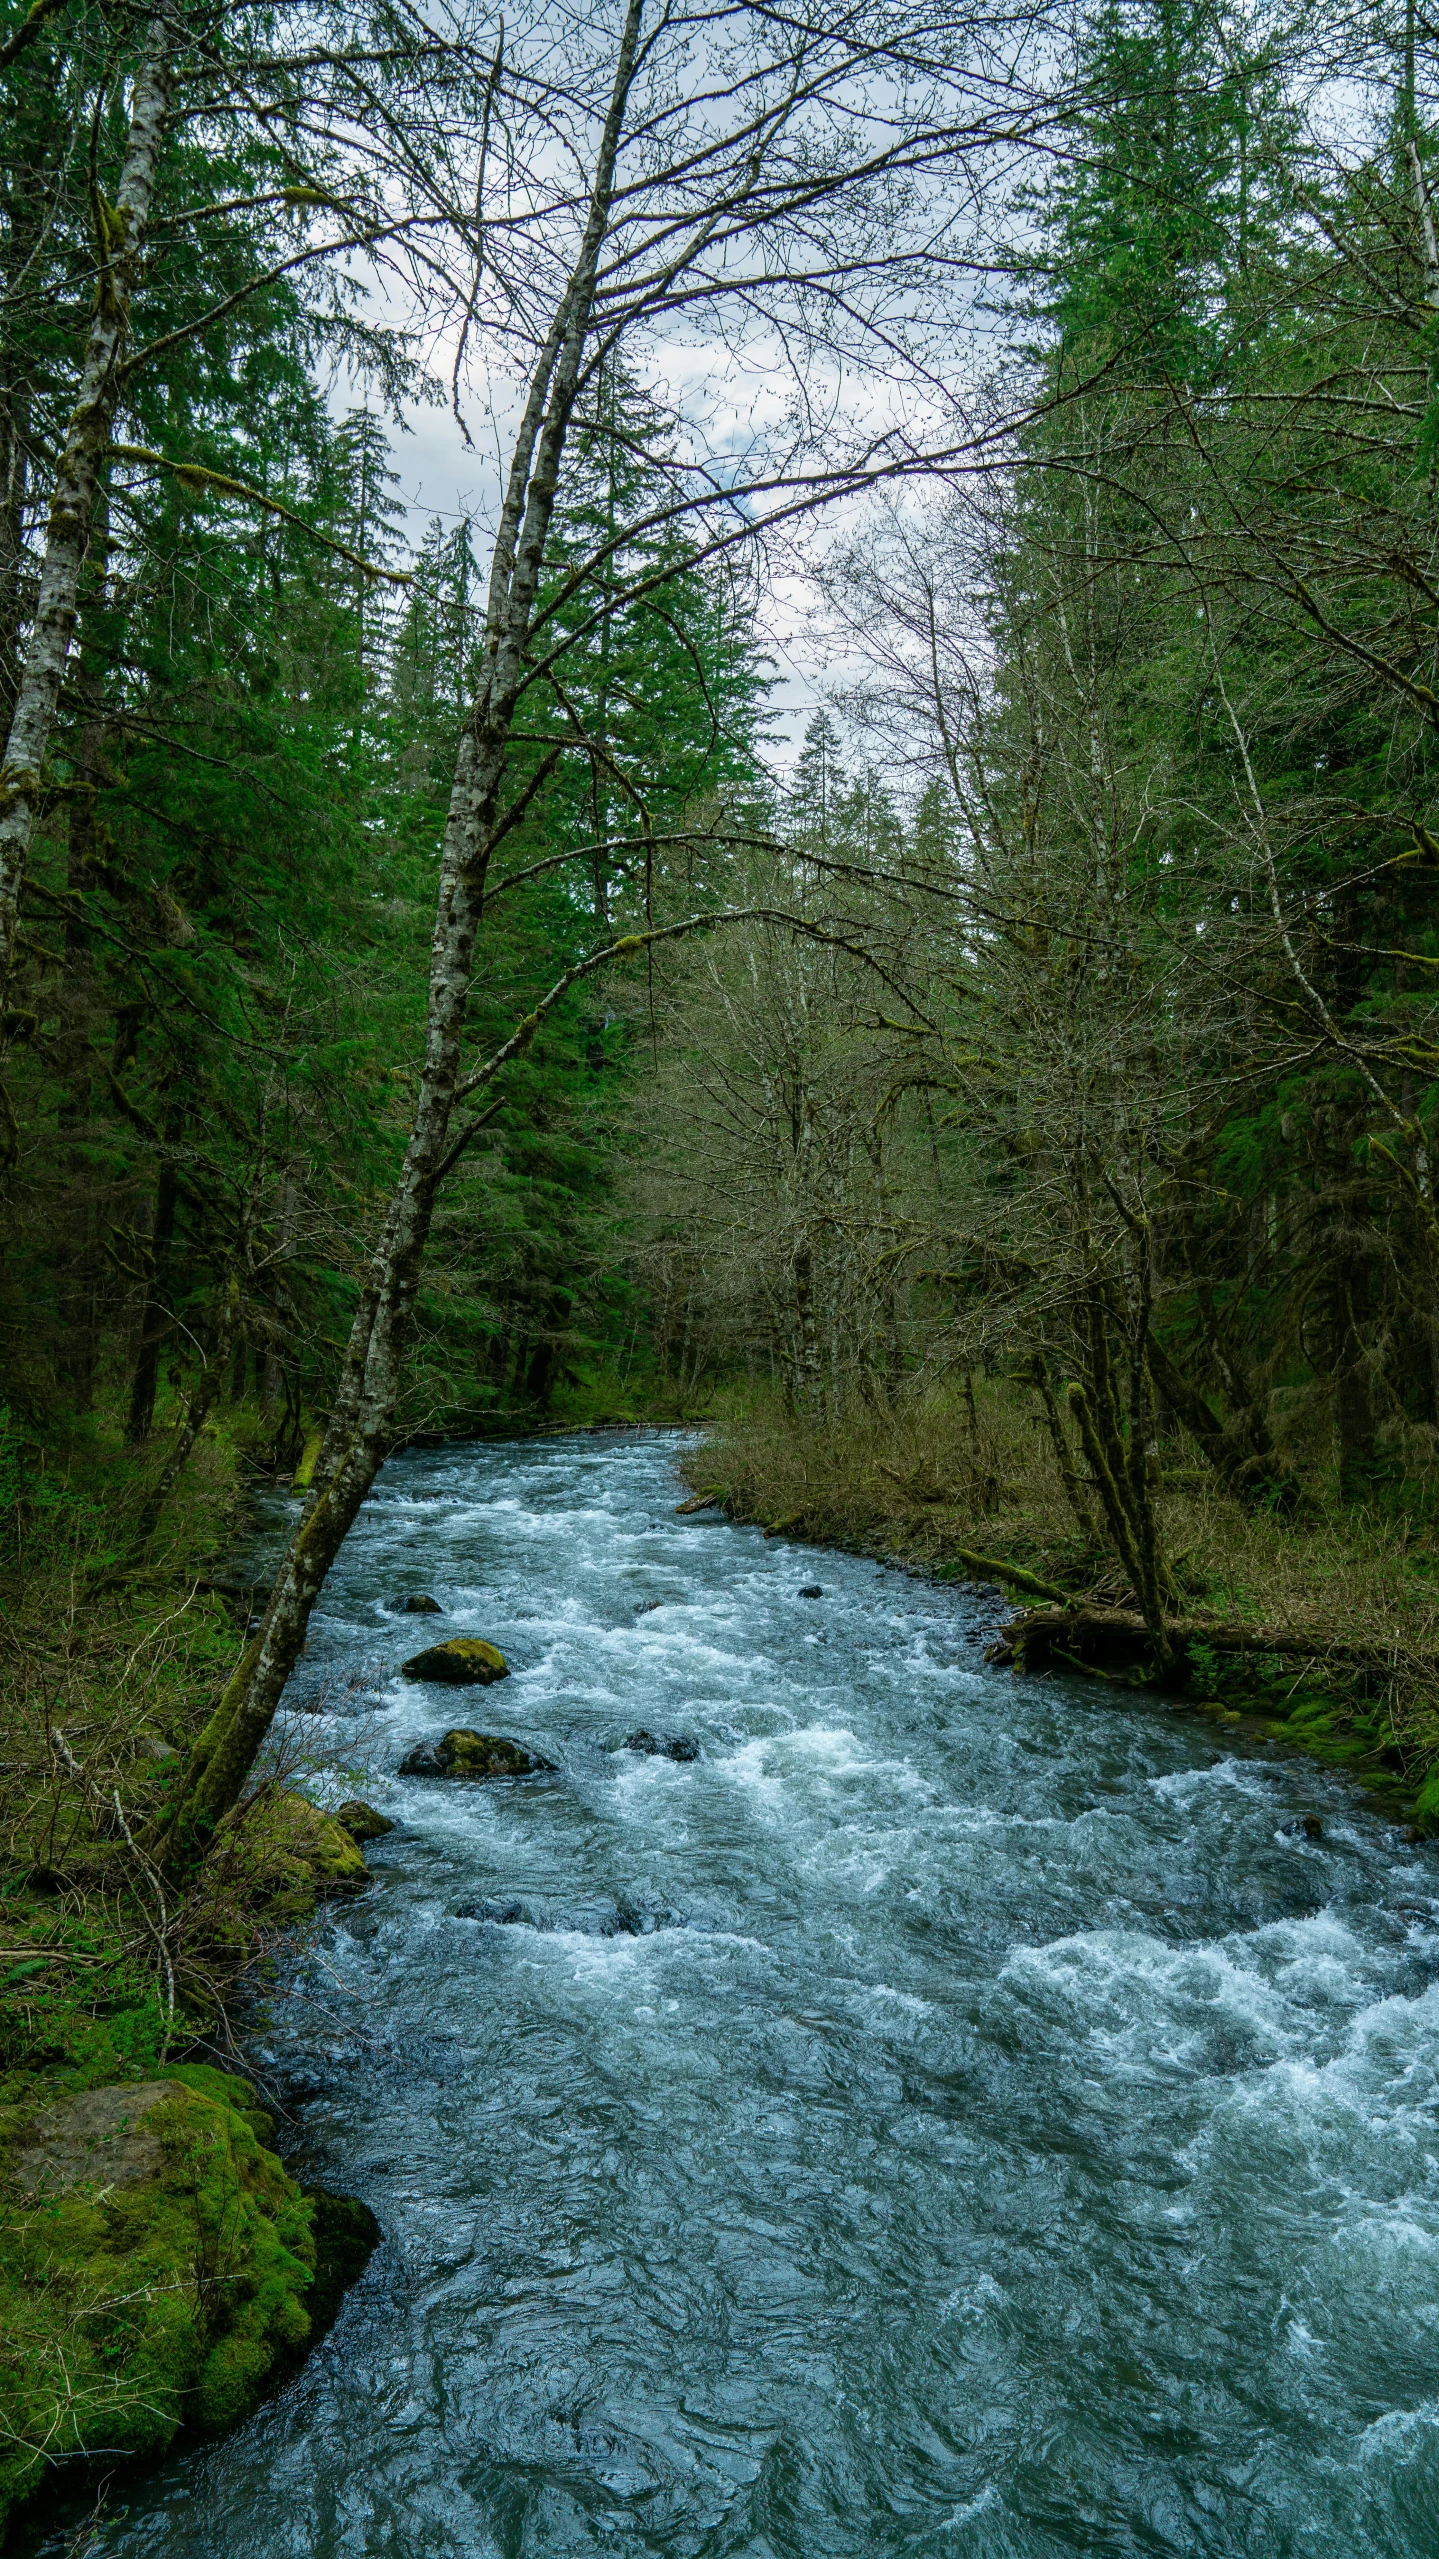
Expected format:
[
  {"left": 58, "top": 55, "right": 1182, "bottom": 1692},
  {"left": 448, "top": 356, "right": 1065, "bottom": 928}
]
[{"left": 680, "top": 1383, "right": 1439, "bottom": 1831}]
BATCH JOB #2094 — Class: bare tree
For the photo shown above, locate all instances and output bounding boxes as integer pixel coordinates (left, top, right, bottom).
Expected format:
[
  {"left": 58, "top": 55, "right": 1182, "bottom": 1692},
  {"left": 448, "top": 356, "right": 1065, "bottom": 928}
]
[{"left": 158, "top": 0, "right": 1061, "bottom": 1851}]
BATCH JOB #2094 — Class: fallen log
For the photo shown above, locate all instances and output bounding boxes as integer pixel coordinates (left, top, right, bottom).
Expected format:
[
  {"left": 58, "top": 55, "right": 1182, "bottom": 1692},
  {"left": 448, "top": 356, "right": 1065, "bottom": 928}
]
[
  {"left": 674, "top": 1490, "right": 722, "bottom": 1514},
  {"left": 990, "top": 1604, "right": 1412, "bottom": 1678},
  {"left": 942, "top": 1549, "right": 1071, "bottom": 1604}
]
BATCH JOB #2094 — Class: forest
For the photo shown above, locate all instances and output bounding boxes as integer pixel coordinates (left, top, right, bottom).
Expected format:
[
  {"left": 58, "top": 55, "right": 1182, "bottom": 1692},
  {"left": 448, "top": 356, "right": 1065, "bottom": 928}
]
[{"left": 6, "top": 0, "right": 1439, "bottom": 2531}]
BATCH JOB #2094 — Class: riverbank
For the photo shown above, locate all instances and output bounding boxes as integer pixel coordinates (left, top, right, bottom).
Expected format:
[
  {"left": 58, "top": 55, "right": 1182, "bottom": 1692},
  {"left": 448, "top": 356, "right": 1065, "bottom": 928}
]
[
  {"left": 0, "top": 1410, "right": 380, "bottom": 2541},
  {"left": 680, "top": 1385, "right": 1439, "bottom": 1828}
]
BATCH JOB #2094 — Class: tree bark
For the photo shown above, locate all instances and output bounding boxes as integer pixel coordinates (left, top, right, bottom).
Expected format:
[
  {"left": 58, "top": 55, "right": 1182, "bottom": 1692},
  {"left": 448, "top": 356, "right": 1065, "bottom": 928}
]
[
  {"left": 127, "top": 1120, "right": 180, "bottom": 1444},
  {"left": 157, "top": 0, "right": 648, "bottom": 1862},
  {"left": 1144, "top": 1329, "right": 1301, "bottom": 1515},
  {"left": 0, "top": 8, "right": 173, "bottom": 1003}
]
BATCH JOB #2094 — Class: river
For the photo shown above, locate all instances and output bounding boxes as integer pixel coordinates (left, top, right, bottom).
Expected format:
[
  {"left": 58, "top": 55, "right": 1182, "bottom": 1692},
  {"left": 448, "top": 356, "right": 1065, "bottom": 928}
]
[{"left": 56, "top": 1432, "right": 1439, "bottom": 2555}]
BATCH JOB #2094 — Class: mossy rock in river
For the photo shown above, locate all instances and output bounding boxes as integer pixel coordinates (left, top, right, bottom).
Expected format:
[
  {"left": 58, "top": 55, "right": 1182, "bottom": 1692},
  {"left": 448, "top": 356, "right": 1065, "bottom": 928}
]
[
  {"left": 397, "top": 1729, "right": 554, "bottom": 1780},
  {"left": 0, "top": 2066, "right": 377, "bottom": 2537},
  {"left": 334, "top": 1799, "right": 394, "bottom": 1842},
  {"left": 401, "top": 1637, "right": 509, "bottom": 1685},
  {"left": 226, "top": 1789, "right": 369, "bottom": 1927}
]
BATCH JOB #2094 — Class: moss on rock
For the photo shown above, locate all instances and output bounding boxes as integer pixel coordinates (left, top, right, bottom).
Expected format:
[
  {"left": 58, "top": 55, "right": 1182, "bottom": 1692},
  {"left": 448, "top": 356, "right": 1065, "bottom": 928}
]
[
  {"left": 0, "top": 2069, "right": 323, "bottom": 2533},
  {"left": 223, "top": 1790, "right": 369, "bottom": 1928},
  {"left": 397, "top": 1728, "right": 554, "bottom": 1779},
  {"left": 334, "top": 1799, "right": 394, "bottom": 1842},
  {"left": 401, "top": 1637, "right": 509, "bottom": 1685},
  {"left": 1413, "top": 1769, "right": 1439, "bottom": 1831}
]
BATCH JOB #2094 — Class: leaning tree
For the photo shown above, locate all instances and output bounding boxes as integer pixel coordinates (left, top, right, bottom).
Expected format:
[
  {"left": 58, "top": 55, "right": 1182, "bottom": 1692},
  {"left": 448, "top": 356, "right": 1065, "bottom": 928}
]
[{"left": 155, "top": 0, "right": 1063, "bottom": 1850}]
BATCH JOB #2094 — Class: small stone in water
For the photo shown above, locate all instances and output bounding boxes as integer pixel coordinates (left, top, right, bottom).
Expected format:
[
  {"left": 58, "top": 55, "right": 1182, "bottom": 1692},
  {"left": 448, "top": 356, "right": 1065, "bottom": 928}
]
[
  {"left": 456, "top": 1897, "right": 529, "bottom": 1925},
  {"left": 798, "top": 1585, "right": 824, "bottom": 1599},
  {"left": 397, "top": 1593, "right": 443, "bottom": 1614},
  {"left": 634, "top": 1599, "right": 662, "bottom": 1615},
  {"left": 623, "top": 1728, "right": 700, "bottom": 1762}
]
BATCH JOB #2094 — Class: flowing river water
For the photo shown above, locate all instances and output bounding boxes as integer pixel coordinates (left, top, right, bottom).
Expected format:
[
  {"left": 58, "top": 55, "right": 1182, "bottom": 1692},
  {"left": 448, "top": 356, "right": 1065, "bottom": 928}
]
[{"left": 61, "top": 1432, "right": 1439, "bottom": 2555}]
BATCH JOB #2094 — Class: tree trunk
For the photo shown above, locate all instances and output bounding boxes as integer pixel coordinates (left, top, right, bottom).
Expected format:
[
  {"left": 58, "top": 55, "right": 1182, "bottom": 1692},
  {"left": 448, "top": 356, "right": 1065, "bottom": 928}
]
[
  {"left": 1333, "top": 1260, "right": 1377, "bottom": 1504},
  {"left": 55, "top": 502, "right": 111, "bottom": 1409},
  {"left": 0, "top": 8, "right": 172, "bottom": 1005},
  {"left": 126, "top": 1137, "right": 180, "bottom": 1444},
  {"left": 1144, "top": 1329, "right": 1301, "bottom": 1515},
  {"left": 130, "top": 1278, "right": 238, "bottom": 1548},
  {"left": 157, "top": 0, "right": 647, "bottom": 1864}
]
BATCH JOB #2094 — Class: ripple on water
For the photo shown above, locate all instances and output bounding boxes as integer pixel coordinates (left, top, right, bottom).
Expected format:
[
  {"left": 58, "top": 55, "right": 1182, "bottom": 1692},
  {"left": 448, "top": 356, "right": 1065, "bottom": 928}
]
[{"left": 47, "top": 1433, "right": 1439, "bottom": 2559}]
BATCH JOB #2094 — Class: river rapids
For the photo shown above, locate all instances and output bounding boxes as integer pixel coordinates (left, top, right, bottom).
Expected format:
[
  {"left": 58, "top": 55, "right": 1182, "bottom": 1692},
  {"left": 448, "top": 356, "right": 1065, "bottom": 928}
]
[{"left": 59, "top": 1432, "right": 1439, "bottom": 2556}]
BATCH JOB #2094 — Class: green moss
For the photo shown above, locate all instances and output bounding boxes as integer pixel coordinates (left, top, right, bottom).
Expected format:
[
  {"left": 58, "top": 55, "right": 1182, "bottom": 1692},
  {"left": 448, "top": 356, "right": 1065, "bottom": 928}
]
[
  {"left": 1413, "top": 1769, "right": 1439, "bottom": 1832},
  {"left": 401, "top": 1637, "right": 509, "bottom": 1684},
  {"left": 216, "top": 1790, "right": 369, "bottom": 1933},
  {"left": 0, "top": 2074, "right": 318, "bottom": 2536}
]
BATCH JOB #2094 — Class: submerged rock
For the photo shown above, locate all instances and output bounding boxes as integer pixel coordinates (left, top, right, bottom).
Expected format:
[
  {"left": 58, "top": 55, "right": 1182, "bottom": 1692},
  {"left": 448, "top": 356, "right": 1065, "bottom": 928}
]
[
  {"left": 401, "top": 1637, "right": 508, "bottom": 1684},
  {"left": 0, "top": 2067, "right": 377, "bottom": 2538},
  {"left": 606, "top": 1897, "right": 686, "bottom": 1935},
  {"left": 396, "top": 1593, "right": 443, "bottom": 1614},
  {"left": 623, "top": 1728, "right": 700, "bottom": 1762},
  {"left": 398, "top": 1728, "right": 555, "bottom": 1780},
  {"left": 798, "top": 1585, "right": 824, "bottom": 1599},
  {"left": 455, "top": 1894, "right": 687, "bottom": 1936},
  {"left": 334, "top": 1799, "right": 394, "bottom": 1842}
]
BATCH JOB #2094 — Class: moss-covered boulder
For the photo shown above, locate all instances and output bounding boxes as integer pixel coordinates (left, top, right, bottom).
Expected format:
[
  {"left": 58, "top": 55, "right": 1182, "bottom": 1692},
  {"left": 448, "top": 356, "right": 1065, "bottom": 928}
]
[
  {"left": 401, "top": 1637, "right": 509, "bottom": 1685},
  {"left": 397, "top": 1729, "right": 554, "bottom": 1779},
  {"left": 230, "top": 1790, "right": 369, "bottom": 1926},
  {"left": 0, "top": 2066, "right": 376, "bottom": 2537},
  {"left": 334, "top": 1799, "right": 394, "bottom": 1842}
]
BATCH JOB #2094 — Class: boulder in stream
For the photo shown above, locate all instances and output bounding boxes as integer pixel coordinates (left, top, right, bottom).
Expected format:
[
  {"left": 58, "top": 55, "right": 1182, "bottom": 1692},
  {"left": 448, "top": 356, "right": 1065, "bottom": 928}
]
[
  {"left": 455, "top": 1896, "right": 530, "bottom": 1924},
  {"left": 0, "top": 2067, "right": 377, "bottom": 2539},
  {"left": 401, "top": 1637, "right": 508, "bottom": 1684},
  {"left": 396, "top": 1593, "right": 443, "bottom": 1614},
  {"left": 398, "top": 1729, "right": 554, "bottom": 1780},
  {"left": 334, "top": 1800, "right": 394, "bottom": 1842},
  {"left": 623, "top": 1727, "right": 700, "bottom": 1762}
]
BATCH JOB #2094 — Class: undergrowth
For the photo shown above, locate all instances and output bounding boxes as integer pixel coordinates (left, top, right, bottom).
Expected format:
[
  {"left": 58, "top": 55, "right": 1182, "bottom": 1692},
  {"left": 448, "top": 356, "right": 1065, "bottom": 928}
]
[{"left": 0, "top": 1398, "right": 365, "bottom": 2107}]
